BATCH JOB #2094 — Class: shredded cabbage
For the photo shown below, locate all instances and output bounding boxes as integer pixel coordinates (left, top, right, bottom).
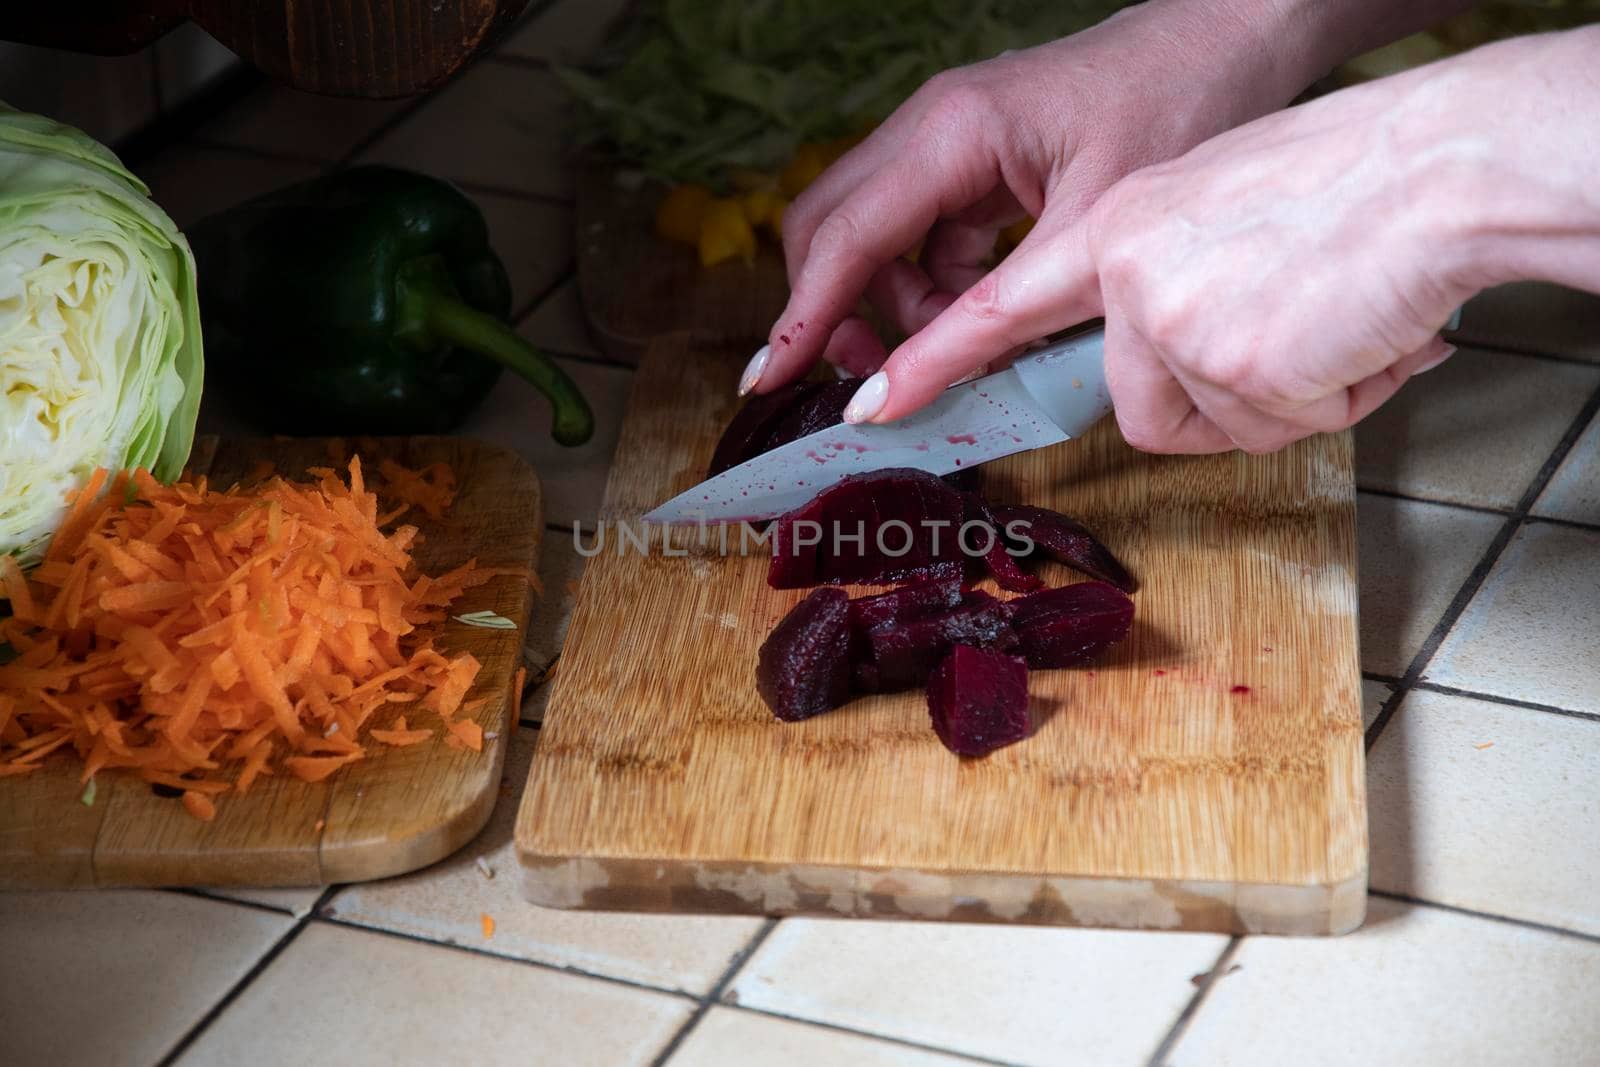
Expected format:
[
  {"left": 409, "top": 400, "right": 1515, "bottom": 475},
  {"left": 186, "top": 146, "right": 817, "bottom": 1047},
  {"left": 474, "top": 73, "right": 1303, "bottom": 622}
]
[
  {"left": 0, "top": 103, "right": 202, "bottom": 566},
  {"left": 556, "top": 0, "right": 1140, "bottom": 187}
]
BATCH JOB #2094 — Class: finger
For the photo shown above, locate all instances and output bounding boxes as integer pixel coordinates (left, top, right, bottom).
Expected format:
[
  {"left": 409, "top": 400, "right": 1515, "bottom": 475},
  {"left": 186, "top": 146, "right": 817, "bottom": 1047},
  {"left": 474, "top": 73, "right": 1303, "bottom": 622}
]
[
  {"left": 820, "top": 316, "right": 890, "bottom": 378},
  {"left": 860, "top": 218, "right": 1103, "bottom": 420},
  {"left": 1249, "top": 335, "right": 1458, "bottom": 443},
  {"left": 1172, "top": 372, "right": 1309, "bottom": 455},
  {"left": 781, "top": 122, "right": 910, "bottom": 283},
  {"left": 920, "top": 218, "right": 1001, "bottom": 294},
  {"left": 759, "top": 153, "right": 999, "bottom": 393},
  {"left": 1102, "top": 314, "right": 1235, "bottom": 455},
  {"left": 1343, "top": 336, "right": 1456, "bottom": 421},
  {"left": 863, "top": 258, "right": 958, "bottom": 338}
]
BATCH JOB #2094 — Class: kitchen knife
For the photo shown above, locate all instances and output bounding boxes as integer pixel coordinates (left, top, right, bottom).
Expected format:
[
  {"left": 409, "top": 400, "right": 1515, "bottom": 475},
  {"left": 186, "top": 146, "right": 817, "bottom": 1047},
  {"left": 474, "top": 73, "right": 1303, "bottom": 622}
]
[{"left": 643, "top": 327, "right": 1109, "bottom": 525}]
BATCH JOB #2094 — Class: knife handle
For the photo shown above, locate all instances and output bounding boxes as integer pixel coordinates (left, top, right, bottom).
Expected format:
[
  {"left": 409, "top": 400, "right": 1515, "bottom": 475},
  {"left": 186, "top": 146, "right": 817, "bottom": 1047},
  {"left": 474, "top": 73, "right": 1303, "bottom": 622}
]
[{"left": 1010, "top": 328, "right": 1113, "bottom": 438}]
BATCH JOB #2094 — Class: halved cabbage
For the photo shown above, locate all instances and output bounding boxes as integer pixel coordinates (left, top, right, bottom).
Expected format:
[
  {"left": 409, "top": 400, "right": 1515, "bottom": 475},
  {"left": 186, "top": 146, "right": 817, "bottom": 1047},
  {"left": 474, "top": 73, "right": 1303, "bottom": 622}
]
[{"left": 0, "top": 103, "right": 202, "bottom": 565}]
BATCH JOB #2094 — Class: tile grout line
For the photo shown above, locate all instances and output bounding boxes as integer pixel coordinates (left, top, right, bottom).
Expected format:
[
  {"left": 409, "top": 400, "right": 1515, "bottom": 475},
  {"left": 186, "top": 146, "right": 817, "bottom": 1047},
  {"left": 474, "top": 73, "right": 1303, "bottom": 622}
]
[
  {"left": 152, "top": 885, "right": 341, "bottom": 1066},
  {"left": 1368, "top": 889, "right": 1600, "bottom": 945},
  {"left": 311, "top": 912, "right": 703, "bottom": 1004},
  {"left": 1404, "top": 681, "right": 1600, "bottom": 725},
  {"left": 1356, "top": 486, "right": 1600, "bottom": 534},
  {"left": 648, "top": 918, "right": 779, "bottom": 1066},
  {"left": 1363, "top": 380, "right": 1600, "bottom": 750},
  {"left": 1354, "top": 486, "right": 1513, "bottom": 519},
  {"left": 706, "top": 1002, "right": 1026, "bottom": 1066},
  {"left": 1368, "top": 669, "right": 1600, "bottom": 724},
  {"left": 1141, "top": 937, "right": 1243, "bottom": 1067},
  {"left": 163, "top": 886, "right": 309, "bottom": 918},
  {"left": 1447, "top": 335, "right": 1600, "bottom": 367},
  {"left": 313, "top": 911, "right": 1010, "bottom": 1065},
  {"left": 513, "top": 263, "right": 578, "bottom": 325}
]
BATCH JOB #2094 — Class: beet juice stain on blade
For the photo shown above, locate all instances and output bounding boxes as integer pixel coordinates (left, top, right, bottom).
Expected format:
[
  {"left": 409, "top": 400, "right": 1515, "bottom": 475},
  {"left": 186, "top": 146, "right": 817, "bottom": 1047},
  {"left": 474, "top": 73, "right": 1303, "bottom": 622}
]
[{"left": 642, "top": 356, "right": 1075, "bottom": 526}]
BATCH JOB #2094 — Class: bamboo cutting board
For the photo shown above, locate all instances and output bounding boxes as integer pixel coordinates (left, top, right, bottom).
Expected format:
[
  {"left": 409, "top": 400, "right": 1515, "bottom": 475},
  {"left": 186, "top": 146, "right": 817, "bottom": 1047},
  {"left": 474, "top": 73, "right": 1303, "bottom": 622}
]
[
  {"left": 517, "top": 334, "right": 1367, "bottom": 935},
  {"left": 0, "top": 436, "right": 540, "bottom": 890}
]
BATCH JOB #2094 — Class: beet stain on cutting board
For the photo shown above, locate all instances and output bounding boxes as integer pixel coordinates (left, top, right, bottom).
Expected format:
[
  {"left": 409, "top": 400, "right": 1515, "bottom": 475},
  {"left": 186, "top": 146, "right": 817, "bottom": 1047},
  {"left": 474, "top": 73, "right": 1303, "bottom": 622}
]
[{"left": 516, "top": 333, "right": 1366, "bottom": 935}]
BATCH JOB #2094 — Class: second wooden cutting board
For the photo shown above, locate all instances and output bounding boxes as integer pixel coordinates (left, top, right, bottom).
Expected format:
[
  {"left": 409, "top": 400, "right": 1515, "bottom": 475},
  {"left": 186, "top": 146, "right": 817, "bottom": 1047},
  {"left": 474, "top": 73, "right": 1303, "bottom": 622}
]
[{"left": 517, "top": 334, "right": 1367, "bottom": 935}]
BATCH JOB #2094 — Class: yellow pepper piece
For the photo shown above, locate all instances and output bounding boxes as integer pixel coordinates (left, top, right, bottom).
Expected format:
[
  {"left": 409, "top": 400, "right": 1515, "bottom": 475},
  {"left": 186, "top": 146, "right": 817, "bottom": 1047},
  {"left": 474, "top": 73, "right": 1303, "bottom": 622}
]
[
  {"left": 698, "top": 198, "right": 756, "bottom": 268},
  {"left": 655, "top": 184, "right": 713, "bottom": 246},
  {"left": 740, "top": 188, "right": 779, "bottom": 228},
  {"left": 778, "top": 143, "right": 829, "bottom": 198}
]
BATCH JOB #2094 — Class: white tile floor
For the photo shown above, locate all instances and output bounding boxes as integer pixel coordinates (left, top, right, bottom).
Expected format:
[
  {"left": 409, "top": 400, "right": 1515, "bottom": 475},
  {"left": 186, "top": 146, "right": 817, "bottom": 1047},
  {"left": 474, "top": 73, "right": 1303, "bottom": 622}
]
[{"left": 4, "top": 5, "right": 1600, "bottom": 1065}]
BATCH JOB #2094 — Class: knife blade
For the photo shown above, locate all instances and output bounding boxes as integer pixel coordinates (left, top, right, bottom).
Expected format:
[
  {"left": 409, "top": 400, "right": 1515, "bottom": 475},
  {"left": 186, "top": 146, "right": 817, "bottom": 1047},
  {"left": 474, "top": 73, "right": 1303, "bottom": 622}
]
[{"left": 643, "top": 327, "right": 1110, "bottom": 526}]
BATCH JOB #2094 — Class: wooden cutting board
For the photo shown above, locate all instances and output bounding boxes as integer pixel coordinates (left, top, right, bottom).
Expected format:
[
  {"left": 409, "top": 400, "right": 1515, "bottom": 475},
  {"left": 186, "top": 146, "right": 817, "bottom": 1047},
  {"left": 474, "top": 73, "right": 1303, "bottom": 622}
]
[
  {"left": 576, "top": 158, "right": 789, "bottom": 363},
  {"left": 516, "top": 334, "right": 1367, "bottom": 935},
  {"left": 0, "top": 436, "right": 540, "bottom": 890}
]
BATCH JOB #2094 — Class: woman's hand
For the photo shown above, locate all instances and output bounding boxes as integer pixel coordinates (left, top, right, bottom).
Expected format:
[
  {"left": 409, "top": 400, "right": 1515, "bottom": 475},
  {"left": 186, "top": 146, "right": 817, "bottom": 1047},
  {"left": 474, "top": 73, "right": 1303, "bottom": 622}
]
[
  {"left": 845, "top": 28, "right": 1600, "bottom": 453},
  {"left": 742, "top": 0, "right": 1330, "bottom": 395}
]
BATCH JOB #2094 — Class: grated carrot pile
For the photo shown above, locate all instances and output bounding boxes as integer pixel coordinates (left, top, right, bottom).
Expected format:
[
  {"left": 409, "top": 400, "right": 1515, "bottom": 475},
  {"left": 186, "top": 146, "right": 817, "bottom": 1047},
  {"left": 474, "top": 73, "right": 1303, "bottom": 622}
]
[{"left": 0, "top": 457, "right": 499, "bottom": 813}]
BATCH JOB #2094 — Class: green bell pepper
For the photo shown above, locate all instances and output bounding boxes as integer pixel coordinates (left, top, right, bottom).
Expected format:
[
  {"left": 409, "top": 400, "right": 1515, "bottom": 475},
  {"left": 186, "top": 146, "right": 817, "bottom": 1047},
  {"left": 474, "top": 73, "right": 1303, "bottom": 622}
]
[{"left": 187, "top": 165, "right": 594, "bottom": 445}]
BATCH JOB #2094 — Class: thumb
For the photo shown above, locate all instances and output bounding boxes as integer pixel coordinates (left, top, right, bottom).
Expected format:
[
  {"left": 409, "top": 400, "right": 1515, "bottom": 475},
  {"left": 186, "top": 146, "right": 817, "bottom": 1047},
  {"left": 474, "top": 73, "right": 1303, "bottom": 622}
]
[{"left": 855, "top": 219, "right": 1104, "bottom": 422}]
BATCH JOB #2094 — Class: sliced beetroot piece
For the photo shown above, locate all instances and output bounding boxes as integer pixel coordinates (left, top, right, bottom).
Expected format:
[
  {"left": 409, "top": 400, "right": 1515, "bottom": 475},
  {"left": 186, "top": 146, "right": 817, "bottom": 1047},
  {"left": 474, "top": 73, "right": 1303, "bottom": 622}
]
[
  {"left": 768, "top": 468, "right": 968, "bottom": 588},
  {"left": 1006, "top": 580, "right": 1135, "bottom": 668},
  {"left": 847, "top": 575, "right": 964, "bottom": 636},
  {"left": 990, "top": 504, "right": 1135, "bottom": 592},
  {"left": 941, "top": 468, "right": 984, "bottom": 494},
  {"left": 862, "top": 591, "right": 1018, "bottom": 692},
  {"left": 962, "top": 495, "right": 1042, "bottom": 593},
  {"left": 926, "top": 645, "right": 1031, "bottom": 757},
  {"left": 764, "top": 380, "right": 858, "bottom": 450},
  {"left": 709, "top": 381, "right": 822, "bottom": 476},
  {"left": 846, "top": 576, "right": 966, "bottom": 692},
  {"left": 756, "top": 588, "right": 853, "bottom": 721}
]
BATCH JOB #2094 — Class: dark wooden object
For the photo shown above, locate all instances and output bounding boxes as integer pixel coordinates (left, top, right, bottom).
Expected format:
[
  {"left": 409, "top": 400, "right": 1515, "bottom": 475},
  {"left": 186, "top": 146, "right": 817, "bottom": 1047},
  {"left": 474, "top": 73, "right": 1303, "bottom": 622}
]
[{"left": 1, "top": 1, "right": 529, "bottom": 98}]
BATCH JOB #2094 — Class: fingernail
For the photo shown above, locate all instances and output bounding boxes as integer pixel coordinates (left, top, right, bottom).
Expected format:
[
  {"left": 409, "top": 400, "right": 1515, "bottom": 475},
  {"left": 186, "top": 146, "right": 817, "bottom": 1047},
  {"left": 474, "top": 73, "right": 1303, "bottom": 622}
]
[
  {"left": 1444, "top": 306, "right": 1463, "bottom": 332},
  {"left": 950, "top": 363, "right": 989, "bottom": 386},
  {"left": 738, "top": 344, "right": 770, "bottom": 396},
  {"left": 843, "top": 371, "right": 889, "bottom": 423},
  {"left": 1414, "top": 344, "right": 1457, "bottom": 376}
]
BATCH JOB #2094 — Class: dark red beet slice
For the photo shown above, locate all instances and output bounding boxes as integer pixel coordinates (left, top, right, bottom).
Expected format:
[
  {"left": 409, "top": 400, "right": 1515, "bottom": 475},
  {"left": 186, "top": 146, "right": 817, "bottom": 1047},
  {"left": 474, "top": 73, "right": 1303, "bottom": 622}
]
[
  {"left": 941, "top": 468, "right": 984, "bottom": 494},
  {"left": 764, "top": 380, "right": 858, "bottom": 450},
  {"left": 862, "top": 591, "right": 1018, "bottom": 692},
  {"left": 756, "top": 588, "right": 852, "bottom": 721},
  {"left": 926, "top": 645, "right": 1031, "bottom": 757},
  {"left": 709, "top": 381, "right": 821, "bottom": 476},
  {"left": 769, "top": 468, "right": 967, "bottom": 588},
  {"left": 990, "top": 504, "right": 1134, "bottom": 592},
  {"left": 847, "top": 576, "right": 964, "bottom": 635},
  {"left": 846, "top": 576, "right": 965, "bottom": 691},
  {"left": 962, "top": 495, "right": 1042, "bottom": 593},
  {"left": 1006, "top": 580, "right": 1134, "bottom": 668}
]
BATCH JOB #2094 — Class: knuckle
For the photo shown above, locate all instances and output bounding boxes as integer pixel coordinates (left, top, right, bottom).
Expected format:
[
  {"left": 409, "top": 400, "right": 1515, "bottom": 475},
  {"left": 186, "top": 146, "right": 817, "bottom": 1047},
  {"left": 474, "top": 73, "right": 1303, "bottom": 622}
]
[
  {"left": 958, "top": 271, "right": 1010, "bottom": 326},
  {"left": 1117, "top": 417, "right": 1175, "bottom": 454},
  {"left": 809, "top": 211, "right": 866, "bottom": 260},
  {"left": 918, "top": 82, "right": 998, "bottom": 141}
]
